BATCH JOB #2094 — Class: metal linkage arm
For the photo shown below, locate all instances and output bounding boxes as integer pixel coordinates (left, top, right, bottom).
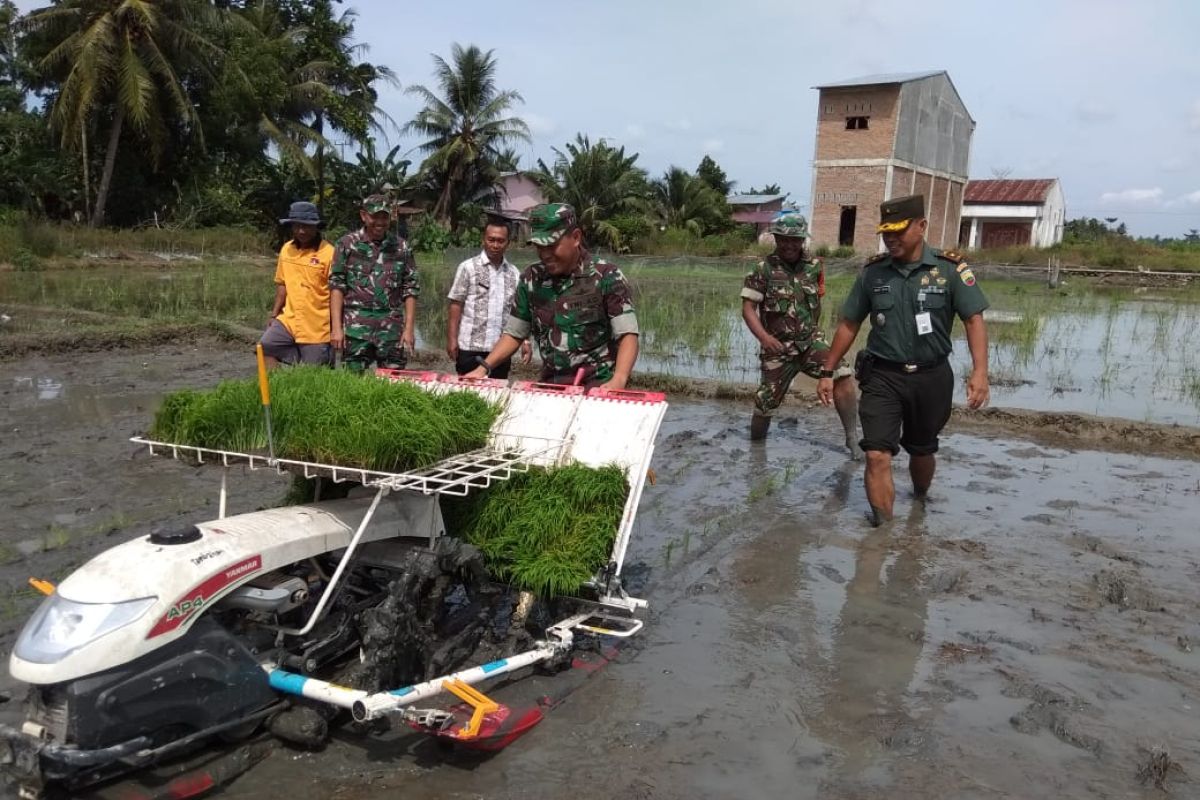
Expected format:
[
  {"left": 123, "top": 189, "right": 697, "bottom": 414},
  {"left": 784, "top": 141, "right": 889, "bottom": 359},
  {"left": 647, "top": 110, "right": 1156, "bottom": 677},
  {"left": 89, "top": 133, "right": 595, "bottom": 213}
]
[{"left": 276, "top": 485, "right": 387, "bottom": 637}]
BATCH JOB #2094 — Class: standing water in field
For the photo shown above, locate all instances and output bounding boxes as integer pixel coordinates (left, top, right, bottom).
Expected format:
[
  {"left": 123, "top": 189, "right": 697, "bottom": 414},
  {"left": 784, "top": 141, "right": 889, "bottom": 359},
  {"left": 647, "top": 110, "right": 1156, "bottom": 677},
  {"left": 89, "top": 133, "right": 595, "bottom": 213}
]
[{"left": 629, "top": 286, "right": 1200, "bottom": 426}]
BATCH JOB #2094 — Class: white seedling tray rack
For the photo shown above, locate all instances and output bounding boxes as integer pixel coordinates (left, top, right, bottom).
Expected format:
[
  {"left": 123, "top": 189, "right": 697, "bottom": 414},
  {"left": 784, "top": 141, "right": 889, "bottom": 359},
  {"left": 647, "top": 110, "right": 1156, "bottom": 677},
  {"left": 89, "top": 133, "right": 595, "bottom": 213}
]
[
  {"left": 135, "top": 369, "right": 669, "bottom": 611},
  {"left": 129, "top": 436, "right": 566, "bottom": 497}
]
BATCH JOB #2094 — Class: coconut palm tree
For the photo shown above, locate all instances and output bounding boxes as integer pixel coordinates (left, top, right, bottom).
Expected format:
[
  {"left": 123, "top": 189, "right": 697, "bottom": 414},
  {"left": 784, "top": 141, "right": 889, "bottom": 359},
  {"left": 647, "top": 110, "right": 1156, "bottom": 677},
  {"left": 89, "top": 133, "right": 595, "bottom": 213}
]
[
  {"left": 230, "top": 2, "right": 393, "bottom": 186},
  {"left": 532, "top": 134, "right": 649, "bottom": 250},
  {"left": 651, "top": 166, "right": 730, "bottom": 236},
  {"left": 22, "top": 0, "right": 221, "bottom": 226},
  {"left": 404, "top": 43, "right": 530, "bottom": 227},
  {"left": 293, "top": 2, "right": 396, "bottom": 211}
]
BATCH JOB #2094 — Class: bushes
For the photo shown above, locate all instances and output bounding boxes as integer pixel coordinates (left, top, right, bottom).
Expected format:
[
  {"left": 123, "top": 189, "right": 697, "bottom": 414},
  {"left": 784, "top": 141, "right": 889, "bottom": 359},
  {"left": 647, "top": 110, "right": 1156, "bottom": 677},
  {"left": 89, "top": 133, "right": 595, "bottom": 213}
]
[
  {"left": 813, "top": 244, "right": 856, "bottom": 258},
  {"left": 407, "top": 213, "right": 481, "bottom": 253},
  {"left": 632, "top": 224, "right": 757, "bottom": 257}
]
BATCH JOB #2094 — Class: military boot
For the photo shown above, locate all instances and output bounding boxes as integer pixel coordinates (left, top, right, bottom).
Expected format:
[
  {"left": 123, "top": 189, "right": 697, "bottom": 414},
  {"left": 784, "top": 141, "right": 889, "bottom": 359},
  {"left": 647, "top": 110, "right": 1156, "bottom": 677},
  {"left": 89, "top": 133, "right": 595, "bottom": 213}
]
[{"left": 750, "top": 413, "right": 771, "bottom": 441}]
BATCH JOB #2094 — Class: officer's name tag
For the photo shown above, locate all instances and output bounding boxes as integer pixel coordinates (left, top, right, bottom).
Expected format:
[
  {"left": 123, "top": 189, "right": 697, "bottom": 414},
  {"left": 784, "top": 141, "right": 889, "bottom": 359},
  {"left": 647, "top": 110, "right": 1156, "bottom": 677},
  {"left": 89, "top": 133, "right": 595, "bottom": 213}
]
[{"left": 915, "top": 312, "right": 933, "bottom": 335}]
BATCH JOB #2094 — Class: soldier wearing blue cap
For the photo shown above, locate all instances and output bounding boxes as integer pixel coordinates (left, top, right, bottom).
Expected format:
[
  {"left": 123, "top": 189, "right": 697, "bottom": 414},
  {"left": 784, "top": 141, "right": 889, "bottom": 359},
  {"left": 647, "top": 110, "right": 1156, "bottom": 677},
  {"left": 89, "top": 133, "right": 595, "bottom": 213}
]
[
  {"left": 260, "top": 201, "right": 336, "bottom": 367},
  {"left": 818, "top": 195, "right": 990, "bottom": 525}
]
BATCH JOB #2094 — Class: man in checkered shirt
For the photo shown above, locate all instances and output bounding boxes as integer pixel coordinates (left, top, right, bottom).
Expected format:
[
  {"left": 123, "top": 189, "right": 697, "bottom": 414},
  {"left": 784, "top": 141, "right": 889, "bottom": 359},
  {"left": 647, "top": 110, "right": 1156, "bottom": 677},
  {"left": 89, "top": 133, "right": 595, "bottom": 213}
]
[{"left": 446, "top": 215, "right": 532, "bottom": 378}]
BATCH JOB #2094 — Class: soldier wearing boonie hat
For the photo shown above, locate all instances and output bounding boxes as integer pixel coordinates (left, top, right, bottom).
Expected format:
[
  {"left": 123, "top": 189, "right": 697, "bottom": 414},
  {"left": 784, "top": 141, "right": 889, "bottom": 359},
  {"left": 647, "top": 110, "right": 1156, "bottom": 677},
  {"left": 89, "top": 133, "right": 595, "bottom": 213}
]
[
  {"left": 740, "top": 210, "right": 860, "bottom": 455},
  {"left": 260, "top": 201, "right": 336, "bottom": 367},
  {"left": 329, "top": 194, "right": 421, "bottom": 371},
  {"left": 817, "top": 194, "right": 991, "bottom": 525},
  {"left": 465, "top": 202, "right": 640, "bottom": 389}
]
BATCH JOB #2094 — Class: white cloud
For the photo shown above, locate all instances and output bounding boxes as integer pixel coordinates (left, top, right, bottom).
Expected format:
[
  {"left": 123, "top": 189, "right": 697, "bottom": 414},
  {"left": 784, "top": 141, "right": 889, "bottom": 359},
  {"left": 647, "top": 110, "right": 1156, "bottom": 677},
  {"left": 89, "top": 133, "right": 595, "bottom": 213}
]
[
  {"left": 1172, "top": 190, "right": 1200, "bottom": 206},
  {"left": 1098, "top": 188, "right": 1163, "bottom": 205},
  {"left": 1190, "top": 100, "right": 1200, "bottom": 132},
  {"left": 624, "top": 123, "right": 646, "bottom": 141},
  {"left": 701, "top": 138, "right": 724, "bottom": 154},
  {"left": 668, "top": 118, "right": 693, "bottom": 132},
  {"left": 524, "top": 112, "right": 558, "bottom": 136}
]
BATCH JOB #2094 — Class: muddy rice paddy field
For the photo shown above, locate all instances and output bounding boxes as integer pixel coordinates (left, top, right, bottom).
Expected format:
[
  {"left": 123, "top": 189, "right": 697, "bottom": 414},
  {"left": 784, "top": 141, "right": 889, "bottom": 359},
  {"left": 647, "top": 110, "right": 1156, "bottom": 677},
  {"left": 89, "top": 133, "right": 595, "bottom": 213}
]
[{"left": 2, "top": 257, "right": 1200, "bottom": 798}]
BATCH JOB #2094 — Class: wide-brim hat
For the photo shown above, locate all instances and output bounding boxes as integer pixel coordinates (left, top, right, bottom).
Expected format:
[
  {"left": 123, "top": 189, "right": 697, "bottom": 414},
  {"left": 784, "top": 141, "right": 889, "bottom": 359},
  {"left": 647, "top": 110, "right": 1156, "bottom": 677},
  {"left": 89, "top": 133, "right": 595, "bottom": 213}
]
[
  {"left": 280, "top": 201, "right": 322, "bottom": 226},
  {"left": 768, "top": 211, "right": 809, "bottom": 239}
]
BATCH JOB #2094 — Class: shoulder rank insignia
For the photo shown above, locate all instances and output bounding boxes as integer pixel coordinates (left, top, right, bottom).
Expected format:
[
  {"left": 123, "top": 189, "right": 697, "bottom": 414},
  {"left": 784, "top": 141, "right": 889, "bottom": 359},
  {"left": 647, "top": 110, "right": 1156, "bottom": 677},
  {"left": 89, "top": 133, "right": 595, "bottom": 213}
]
[
  {"left": 865, "top": 252, "right": 889, "bottom": 266},
  {"left": 937, "top": 249, "right": 965, "bottom": 263},
  {"left": 957, "top": 262, "right": 977, "bottom": 286}
]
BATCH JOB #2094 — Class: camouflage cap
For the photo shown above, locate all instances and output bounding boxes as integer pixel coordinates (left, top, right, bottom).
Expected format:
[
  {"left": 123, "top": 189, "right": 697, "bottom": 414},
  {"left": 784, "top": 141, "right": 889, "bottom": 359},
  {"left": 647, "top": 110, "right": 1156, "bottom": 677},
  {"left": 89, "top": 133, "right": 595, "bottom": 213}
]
[
  {"left": 362, "top": 194, "right": 390, "bottom": 214},
  {"left": 527, "top": 203, "right": 577, "bottom": 246},
  {"left": 768, "top": 211, "right": 809, "bottom": 239},
  {"left": 877, "top": 194, "right": 925, "bottom": 233}
]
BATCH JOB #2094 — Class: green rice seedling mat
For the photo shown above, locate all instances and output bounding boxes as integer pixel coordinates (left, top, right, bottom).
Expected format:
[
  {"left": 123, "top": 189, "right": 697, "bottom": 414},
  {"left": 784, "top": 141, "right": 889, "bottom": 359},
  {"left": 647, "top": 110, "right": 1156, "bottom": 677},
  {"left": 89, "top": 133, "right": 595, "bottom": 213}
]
[
  {"left": 150, "top": 367, "right": 501, "bottom": 473},
  {"left": 443, "top": 463, "right": 629, "bottom": 597}
]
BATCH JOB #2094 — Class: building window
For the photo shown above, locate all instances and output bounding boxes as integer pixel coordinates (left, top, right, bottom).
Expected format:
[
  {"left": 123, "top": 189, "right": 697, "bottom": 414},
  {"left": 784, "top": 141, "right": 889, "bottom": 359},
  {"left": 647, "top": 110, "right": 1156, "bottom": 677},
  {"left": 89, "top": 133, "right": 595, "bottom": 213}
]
[
  {"left": 845, "top": 116, "right": 869, "bottom": 130},
  {"left": 838, "top": 206, "right": 857, "bottom": 246}
]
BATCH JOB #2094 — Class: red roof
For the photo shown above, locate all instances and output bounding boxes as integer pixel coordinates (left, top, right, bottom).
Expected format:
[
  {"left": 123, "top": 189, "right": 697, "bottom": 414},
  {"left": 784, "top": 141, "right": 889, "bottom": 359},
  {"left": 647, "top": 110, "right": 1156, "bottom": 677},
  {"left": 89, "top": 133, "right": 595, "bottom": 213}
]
[{"left": 964, "top": 179, "right": 1056, "bottom": 204}]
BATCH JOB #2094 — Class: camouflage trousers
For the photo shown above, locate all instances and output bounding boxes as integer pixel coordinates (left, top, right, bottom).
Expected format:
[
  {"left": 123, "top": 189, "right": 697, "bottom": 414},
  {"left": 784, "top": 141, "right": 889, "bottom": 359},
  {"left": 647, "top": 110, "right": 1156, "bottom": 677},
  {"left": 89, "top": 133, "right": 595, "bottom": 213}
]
[
  {"left": 342, "top": 311, "right": 407, "bottom": 372},
  {"left": 755, "top": 338, "right": 852, "bottom": 416}
]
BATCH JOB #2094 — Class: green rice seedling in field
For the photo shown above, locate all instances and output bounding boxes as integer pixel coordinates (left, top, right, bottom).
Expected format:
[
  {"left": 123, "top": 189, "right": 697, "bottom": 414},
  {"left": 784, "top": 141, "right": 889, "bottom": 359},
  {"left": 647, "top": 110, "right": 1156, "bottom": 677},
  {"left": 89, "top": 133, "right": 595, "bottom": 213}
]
[
  {"left": 149, "top": 368, "right": 501, "bottom": 472},
  {"left": 444, "top": 463, "right": 628, "bottom": 597},
  {"left": 0, "top": 262, "right": 273, "bottom": 328}
]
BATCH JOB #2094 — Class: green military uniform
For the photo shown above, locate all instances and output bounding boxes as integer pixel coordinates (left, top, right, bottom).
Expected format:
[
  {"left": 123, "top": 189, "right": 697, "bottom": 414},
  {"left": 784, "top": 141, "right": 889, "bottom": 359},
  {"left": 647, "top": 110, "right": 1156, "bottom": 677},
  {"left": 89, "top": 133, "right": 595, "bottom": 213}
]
[
  {"left": 842, "top": 239, "right": 988, "bottom": 455},
  {"left": 742, "top": 253, "right": 852, "bottom": 415},
  {"left": 843, "top": 244, "right": 989, "bottom": 365},
  {"left": 329, "top": 215, "right": 421, "bottom": 372},
  {"left": 503, "top": 204, "right": 639, "bottom": 385}
]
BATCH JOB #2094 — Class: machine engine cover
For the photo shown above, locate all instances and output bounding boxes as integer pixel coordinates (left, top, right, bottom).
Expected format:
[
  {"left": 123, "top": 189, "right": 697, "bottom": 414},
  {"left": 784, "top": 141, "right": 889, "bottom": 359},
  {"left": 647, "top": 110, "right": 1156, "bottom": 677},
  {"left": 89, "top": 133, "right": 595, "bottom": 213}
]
[{"left": 42, "top": 617, "right": 274, "bottom": 750}]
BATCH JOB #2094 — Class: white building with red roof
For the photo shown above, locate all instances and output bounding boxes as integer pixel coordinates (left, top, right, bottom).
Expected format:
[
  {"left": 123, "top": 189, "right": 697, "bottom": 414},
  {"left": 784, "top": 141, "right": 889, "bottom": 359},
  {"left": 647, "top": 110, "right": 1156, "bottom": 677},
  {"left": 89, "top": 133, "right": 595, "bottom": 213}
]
[{"left": 960, "top": 178, "right": 1065, "bottom": 249}]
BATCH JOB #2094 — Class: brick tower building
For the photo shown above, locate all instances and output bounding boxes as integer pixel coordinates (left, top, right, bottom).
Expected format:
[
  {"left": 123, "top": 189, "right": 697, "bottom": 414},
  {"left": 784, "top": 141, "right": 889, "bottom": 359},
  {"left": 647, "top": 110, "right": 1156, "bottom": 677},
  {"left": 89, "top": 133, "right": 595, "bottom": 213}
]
[{"left": 809, "top": 71, "right": 974, "bottom": 253}]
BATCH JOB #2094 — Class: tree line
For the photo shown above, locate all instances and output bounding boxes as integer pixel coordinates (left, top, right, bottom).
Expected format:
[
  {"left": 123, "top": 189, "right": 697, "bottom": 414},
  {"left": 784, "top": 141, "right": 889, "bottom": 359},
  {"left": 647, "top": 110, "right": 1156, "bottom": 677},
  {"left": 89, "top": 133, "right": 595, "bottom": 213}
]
[{"left": 0, "top": 0, "right": 766, "bottom": 254}]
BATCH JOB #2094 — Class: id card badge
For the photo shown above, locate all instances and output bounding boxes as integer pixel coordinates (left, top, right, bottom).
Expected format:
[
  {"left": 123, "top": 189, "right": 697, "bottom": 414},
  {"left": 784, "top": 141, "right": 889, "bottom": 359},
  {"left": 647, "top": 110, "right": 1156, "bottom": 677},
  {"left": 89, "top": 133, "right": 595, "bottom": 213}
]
[{"left": 915, "top": 312, "right": 933, "bottom": 335}]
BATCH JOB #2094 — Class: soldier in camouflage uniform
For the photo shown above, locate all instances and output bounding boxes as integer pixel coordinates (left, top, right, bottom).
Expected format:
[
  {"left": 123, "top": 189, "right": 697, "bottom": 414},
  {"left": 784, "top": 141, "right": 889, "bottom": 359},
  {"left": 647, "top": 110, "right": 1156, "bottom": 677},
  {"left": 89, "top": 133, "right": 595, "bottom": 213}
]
[
  {"left": 329, "top": 194, "right": 421, "bottom": 371},
  {"left": 741, "top": 211, "right": 861, "bottom": 456},
  {"left": 466, "top": 203, "right": 639, "bottom": 389}
]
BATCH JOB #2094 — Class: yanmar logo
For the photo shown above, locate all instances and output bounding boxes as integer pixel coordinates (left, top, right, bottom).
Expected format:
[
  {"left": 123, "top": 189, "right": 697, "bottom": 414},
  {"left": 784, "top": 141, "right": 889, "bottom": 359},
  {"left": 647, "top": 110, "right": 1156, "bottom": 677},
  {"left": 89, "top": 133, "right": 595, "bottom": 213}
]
[
  {"left": 146, "top": 555, "right": 262, "bottom": 639},
  {"left": 225, "top": 560, "right": 258, "bottom": 580}
]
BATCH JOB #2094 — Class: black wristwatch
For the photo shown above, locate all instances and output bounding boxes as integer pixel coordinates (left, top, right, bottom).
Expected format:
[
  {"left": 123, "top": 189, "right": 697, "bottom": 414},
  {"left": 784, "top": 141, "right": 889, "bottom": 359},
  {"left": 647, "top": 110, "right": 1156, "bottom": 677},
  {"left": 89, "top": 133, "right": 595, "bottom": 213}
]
[
  {"left": 818, "top": 368, "right": 835, "bottom": 379},
  {"left": 475, "top": 355, "right": 492, "bottom": 376}
]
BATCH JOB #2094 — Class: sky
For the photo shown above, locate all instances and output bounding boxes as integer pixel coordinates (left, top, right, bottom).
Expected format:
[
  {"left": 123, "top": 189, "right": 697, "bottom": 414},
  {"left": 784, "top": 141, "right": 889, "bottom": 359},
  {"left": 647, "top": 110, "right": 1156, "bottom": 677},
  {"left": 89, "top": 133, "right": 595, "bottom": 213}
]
[{"left": 16, "top": 0, "right": 1200, "bottom": 237}]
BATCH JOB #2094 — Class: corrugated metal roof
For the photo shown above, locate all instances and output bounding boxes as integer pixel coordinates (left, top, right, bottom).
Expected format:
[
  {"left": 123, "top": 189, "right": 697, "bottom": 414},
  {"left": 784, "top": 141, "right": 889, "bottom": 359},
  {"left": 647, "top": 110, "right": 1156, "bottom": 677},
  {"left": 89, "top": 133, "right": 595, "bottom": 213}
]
[
  {"left": 814, "top": 70, "right": 944, "bottom": 89},
  {"left": 964, "top": 179, "right": 1057, "bottom": 204},
  {"left": 727, "top": 194, "right": 785, "bottom": 205}
]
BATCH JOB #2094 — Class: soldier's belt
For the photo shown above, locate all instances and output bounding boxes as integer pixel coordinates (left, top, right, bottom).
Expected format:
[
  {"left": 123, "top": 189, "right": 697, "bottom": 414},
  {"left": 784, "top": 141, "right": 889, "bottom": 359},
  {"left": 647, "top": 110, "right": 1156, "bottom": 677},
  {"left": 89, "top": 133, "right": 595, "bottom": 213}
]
[
  {"left": 344, "top": 306, "right": 403, "bottom": 316},
  {"left": 872, "top": 356, "right": 948, "bottom": 374}
]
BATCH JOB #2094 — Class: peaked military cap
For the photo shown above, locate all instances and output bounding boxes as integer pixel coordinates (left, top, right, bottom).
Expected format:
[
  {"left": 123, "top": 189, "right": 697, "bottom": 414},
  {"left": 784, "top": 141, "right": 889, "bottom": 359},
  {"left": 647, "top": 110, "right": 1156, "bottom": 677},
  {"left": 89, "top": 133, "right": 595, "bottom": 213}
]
[
  {"left": 877, "top": 195, "right": 925, "bottom": 233},
  {"left": 527, "top": 203, "right": 577, "bottom": 246},
  {"left": 362, "top": 194, "right": 390, "bottom": 214}
]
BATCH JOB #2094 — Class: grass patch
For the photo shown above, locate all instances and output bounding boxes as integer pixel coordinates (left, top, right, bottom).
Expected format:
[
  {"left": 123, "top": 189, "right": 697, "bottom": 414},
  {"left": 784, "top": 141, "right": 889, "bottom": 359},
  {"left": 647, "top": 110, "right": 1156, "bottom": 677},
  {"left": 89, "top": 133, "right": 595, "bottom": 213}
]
[
  {"left": 977, "top": 241, "right": 1200, "bottom": 272},
  {"left": 444, "top": 463, "right": 628, "bottom": 597},
  {"left": 150, "top": 367, "right": 501, "bottom": 472},
  {"left": 0, "top": 222, "right": 270, "bottom": 262}
]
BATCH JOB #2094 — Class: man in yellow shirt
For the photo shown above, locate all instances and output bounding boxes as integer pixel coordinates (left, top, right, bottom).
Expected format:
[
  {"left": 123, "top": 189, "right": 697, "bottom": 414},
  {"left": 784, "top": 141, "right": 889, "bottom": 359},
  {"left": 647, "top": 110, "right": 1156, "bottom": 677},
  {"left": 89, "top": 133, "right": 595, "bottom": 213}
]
[{"left": 261, "top": 201, "right": 336, "bottom": 367}]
